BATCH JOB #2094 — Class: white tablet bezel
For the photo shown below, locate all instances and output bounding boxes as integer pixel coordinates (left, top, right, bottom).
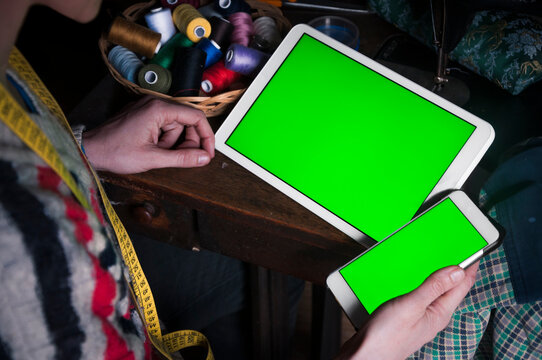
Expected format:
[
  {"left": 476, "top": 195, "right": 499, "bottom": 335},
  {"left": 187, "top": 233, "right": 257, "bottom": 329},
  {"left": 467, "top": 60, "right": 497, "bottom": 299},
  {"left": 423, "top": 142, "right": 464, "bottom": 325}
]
[
  {"left": 215, "top": 24, "right": 494, "bottom": 246},
  {"left": 326, "top": 190, "right": 501, "bottom": 329}
]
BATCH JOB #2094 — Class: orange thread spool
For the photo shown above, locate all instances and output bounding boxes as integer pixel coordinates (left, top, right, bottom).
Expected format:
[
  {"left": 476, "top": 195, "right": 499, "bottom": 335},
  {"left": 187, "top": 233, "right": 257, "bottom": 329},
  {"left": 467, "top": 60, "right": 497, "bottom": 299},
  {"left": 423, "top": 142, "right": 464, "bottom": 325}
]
[
  {"left": 108, "top": 17, "right": 161, "bottom": 59},
  {"left": 172, "top": 4, "right": 211, "bottom": 42}
]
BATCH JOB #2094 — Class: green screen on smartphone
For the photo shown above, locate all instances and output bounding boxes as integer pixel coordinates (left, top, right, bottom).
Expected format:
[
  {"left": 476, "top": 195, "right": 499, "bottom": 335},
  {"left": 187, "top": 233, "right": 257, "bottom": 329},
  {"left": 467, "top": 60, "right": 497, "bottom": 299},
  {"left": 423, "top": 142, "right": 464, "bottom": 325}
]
[
  {"left": 225, "top": 34, "right": 476, "bottom": 241},
  {"left": 339, "top": 198, "right": 487, "bottom": 314}
]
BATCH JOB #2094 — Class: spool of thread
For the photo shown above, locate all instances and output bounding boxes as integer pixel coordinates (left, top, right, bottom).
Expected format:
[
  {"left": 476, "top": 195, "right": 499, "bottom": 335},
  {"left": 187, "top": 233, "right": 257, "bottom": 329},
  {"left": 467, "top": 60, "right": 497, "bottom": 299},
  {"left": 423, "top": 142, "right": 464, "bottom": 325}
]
[
  {"left": 229, "top": 12, "right": 254, "bottom": 47},
  {"left": 209, "top": 16, "right": 233, "bottom": 49},
  {"left": 196, "top": 38, "right": 223, "bottom": 68},
  {"left": 172, "top": 4, "right": 211, "bottom": 42},
  {"left": 225, "top": 43, "right": 270, "bottom": 75},
  {"left": 201, "top": 60, "right": 242, "bottom": 95},
  {"left": 214, "top": 0, "right": 250, "bottom": 16},
  {"left": 170, "top": 47, "right": 207, "bottom": 96},
  {"left": 160, "top": 0, "right": 200, "bottom": 9},
  {"left": 138, "top": 64, "right": 172, "bottom": 94},
  {"left": 108, "top": 45, "right": 144, "bottom": 83},
  {"left": 145, "top": 7, "right": 177, "bottom": 45},
  {"left": 150, "top": 33, "right": 194, "bottom": 69},
  {"left": 253, "top": 16, "right": 281, "bottom": 50},
  {"left": 160, "top": 0, "right": 180, "bottom": 9},
  {"left": 107, "top": 17, "right": 161, "bottom": 59},
  {"left": 197, "top": 3, "right": 224, "bottom": 19},
  {"left": 250, "top": 34, "right": 272, "bottom": 53}
]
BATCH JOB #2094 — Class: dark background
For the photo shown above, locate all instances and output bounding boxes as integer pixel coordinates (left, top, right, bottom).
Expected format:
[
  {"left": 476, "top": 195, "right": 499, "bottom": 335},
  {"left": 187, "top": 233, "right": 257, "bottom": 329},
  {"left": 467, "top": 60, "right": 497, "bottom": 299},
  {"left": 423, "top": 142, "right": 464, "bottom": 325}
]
[{"left": 16, "top": 1, "right": 542, "bottom": 172}]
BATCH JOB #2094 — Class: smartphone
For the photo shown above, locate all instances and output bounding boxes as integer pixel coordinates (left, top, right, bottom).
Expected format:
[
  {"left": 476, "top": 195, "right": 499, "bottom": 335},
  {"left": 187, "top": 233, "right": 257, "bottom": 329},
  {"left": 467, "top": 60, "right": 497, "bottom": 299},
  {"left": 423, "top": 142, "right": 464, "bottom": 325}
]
[{"left": 326, "top": 191, "right": 502, "bottom": 329}]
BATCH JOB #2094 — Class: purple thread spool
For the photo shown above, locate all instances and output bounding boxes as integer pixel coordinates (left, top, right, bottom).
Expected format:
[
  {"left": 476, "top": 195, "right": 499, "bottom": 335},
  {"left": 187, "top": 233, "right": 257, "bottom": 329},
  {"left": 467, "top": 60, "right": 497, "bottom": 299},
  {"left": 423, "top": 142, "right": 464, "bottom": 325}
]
[
  {"left": 229, "top": 12, "right": 254, "bottom": 47},
  {"left": 224, "top": 43, "right": 270, "bottom": 76}
]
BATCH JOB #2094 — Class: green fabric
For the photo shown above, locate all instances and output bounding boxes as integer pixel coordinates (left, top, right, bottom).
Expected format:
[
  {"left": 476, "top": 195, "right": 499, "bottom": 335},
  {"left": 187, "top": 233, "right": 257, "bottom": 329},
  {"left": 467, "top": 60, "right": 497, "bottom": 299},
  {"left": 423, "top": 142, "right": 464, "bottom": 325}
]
[
  {"left": 451, "top": 11, "right": 542, "bottom": 95},
  {"left": 368, "top": 0, "right": 542, "bottom": 95}
]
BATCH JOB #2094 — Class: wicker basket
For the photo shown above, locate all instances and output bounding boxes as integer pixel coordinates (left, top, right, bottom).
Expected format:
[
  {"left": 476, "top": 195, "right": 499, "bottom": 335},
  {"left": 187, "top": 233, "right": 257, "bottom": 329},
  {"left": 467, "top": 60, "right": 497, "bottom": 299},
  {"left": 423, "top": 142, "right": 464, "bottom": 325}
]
[{"left": 99, "top": 0, "right": 291, "bottom": 117}]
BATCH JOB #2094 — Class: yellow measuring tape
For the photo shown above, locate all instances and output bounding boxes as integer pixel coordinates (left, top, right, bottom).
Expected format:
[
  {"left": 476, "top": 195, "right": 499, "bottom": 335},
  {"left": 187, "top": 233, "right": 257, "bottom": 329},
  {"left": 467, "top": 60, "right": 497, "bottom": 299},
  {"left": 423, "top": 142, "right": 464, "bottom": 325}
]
[{"left": 1, "top": 48, "right": 213, "bottom": 360}]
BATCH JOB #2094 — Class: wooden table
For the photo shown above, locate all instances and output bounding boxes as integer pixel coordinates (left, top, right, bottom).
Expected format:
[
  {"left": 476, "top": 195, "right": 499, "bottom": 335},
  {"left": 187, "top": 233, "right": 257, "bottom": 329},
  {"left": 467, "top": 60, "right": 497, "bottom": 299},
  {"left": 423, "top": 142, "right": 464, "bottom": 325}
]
[{"left": 99, "top": 149, "right": 366, "bottom": 285}]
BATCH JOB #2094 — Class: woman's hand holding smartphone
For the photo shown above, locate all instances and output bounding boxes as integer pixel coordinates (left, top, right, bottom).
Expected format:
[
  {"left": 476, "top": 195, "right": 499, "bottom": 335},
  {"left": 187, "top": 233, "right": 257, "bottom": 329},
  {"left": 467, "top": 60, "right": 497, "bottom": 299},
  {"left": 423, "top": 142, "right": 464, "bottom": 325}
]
[
  {"left": 335, "top": 263, "right": 479, "bottom": 360},
  {"left": 328, "top": 191, "right": 502, "bottom": 359}
]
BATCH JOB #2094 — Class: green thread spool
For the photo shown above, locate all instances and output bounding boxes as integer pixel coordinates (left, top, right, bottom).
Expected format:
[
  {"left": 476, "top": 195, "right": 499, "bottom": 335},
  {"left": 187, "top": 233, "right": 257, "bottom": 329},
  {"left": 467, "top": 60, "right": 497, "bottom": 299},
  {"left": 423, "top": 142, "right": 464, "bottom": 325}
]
[
  {"left": 150, "top": 33, "right": 194, "bottom": 69},
  {"left": 137, "top": 64, "right": 172, "bottom": 94}
]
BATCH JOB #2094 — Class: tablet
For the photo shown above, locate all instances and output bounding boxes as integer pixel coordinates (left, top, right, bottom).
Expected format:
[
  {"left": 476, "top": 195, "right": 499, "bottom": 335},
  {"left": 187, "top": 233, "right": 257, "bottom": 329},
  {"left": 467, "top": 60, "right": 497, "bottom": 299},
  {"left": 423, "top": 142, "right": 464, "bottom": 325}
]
[{"left": 215, "top": 24, "right": 494, "bottom": 246}]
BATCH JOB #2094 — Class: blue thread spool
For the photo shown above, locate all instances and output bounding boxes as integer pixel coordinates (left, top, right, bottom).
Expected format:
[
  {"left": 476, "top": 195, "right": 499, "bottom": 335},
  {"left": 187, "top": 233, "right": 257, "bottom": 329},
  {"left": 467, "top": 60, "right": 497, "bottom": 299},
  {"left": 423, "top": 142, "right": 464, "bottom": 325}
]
[
  {"left": 308, "top": 16, "right": 360, "bottom": 50},
  {"left": 108, "top": 45, "right": 144, "bottom": 83},
  {"left": 196, "top": 38, "right": 223, "bottom": 68}
]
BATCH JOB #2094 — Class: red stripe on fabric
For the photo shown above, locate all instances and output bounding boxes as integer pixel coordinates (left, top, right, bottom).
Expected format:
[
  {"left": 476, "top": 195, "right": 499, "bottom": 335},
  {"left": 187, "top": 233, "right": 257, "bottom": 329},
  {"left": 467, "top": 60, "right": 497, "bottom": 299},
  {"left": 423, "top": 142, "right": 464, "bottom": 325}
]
[
  {"left": 91, "top": 256, "right": 116, "bottom": 318},
  {"left": 63, "top": 198, "right": 138, "bottom": 358},
  {"left": 64, "top": 197, "right": 93, "bottom": 244},
  {"left": 37, "top": 166, "right": 62, "bottom": 191},
  {"left": 102, "top": 320, "right": 137, "bottom": 360},
  {"left": 144, "top": 333, "right": 153, "bottom": 360},
  {"left": 143, "top": 321, "right": 153, "bottom": 360},
  {"left": 63, "top": 197, "right": 114, "bottom": 318}
]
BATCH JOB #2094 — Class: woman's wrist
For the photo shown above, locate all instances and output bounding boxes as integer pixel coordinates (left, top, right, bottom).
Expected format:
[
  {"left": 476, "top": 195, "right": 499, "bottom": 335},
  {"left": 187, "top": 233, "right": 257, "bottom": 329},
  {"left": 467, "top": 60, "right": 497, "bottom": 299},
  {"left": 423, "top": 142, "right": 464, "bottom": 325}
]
[{"left": 81, "top": 126, "right": 107, "bottom": 171}]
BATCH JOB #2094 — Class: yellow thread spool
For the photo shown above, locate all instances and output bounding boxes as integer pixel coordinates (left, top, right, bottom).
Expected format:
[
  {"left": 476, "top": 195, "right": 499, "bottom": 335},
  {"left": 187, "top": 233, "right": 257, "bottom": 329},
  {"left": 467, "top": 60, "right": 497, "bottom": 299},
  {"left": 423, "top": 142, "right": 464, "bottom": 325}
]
[
  {"left": 172, "top": 4, "right": 211, "bottom": 43},
  {"left": 108, "top": 17, "right": 161, "bottom": 59}
]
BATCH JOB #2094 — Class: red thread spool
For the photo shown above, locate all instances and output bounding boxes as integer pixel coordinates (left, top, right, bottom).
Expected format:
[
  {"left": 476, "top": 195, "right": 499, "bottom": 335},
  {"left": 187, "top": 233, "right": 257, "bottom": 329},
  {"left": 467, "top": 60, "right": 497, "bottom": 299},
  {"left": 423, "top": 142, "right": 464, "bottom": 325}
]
[{"left": 201, "top": 60, "right": 242, "bottom": 95}]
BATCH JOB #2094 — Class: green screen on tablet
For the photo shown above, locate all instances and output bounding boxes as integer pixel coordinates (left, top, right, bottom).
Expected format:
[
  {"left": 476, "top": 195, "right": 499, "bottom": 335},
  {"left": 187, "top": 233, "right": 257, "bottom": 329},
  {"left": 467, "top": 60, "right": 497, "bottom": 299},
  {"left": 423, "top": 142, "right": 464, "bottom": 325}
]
[
  {"left": 224, "top": 34, "right": 475, "bottom": 241},
  {"left": 338, "top": 198, "right": 488, "bottom": 314}
]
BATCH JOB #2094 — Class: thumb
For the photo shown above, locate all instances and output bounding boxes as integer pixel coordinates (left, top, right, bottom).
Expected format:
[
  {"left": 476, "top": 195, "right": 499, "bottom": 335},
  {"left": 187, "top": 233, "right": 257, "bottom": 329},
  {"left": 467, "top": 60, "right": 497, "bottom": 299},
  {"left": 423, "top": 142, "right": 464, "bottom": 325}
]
[
  {"left": 405, "top": 266, "right": 465, "bottom": 310},
  {"left": 142, "top": 148, "right": 212, "bottom": 169}
]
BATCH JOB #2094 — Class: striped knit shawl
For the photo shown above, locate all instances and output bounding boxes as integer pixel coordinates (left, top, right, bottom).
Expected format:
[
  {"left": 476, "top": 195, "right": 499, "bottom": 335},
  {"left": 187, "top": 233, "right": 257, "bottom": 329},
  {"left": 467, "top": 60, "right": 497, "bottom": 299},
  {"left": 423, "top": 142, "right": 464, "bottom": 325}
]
[{"left": 0, "top": 69, "right": 151, "bottom": 360}]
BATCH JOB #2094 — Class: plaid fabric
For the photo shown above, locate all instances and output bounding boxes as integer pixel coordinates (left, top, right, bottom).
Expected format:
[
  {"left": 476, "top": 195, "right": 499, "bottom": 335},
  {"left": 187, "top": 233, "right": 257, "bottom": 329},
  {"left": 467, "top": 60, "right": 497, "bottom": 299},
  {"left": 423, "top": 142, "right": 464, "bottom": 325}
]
[{"left": 408, "top": 191, "right": 542, "bottom": 359}]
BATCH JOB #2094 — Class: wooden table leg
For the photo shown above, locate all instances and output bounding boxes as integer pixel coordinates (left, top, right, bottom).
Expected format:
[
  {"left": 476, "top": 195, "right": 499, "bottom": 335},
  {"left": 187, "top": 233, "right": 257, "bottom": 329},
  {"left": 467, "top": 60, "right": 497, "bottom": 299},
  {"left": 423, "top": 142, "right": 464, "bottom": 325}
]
[
  {"left": 311, "top": 284, "right": 342, "bottom": 360},
  {"left": 250, "top": 266, "right": 291, "bottom": 360}
]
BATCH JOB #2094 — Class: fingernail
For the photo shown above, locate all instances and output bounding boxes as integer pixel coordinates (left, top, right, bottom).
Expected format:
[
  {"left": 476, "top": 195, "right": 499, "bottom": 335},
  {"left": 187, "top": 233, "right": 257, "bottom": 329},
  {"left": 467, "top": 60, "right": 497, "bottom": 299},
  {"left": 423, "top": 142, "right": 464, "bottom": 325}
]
[
  {"left": 198, "top": 154, "right": 210, "bottom": 164},
  {"left": 450, "top": 268, "right": 465, "bottom": 283}
]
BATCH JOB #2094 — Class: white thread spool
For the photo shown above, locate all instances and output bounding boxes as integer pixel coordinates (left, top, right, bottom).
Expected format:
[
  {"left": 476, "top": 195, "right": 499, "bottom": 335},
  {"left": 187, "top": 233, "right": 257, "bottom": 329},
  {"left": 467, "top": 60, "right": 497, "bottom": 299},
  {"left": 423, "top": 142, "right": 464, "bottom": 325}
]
[{"left": 145, "top": 7, "right": 177, "bottom": 45}]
